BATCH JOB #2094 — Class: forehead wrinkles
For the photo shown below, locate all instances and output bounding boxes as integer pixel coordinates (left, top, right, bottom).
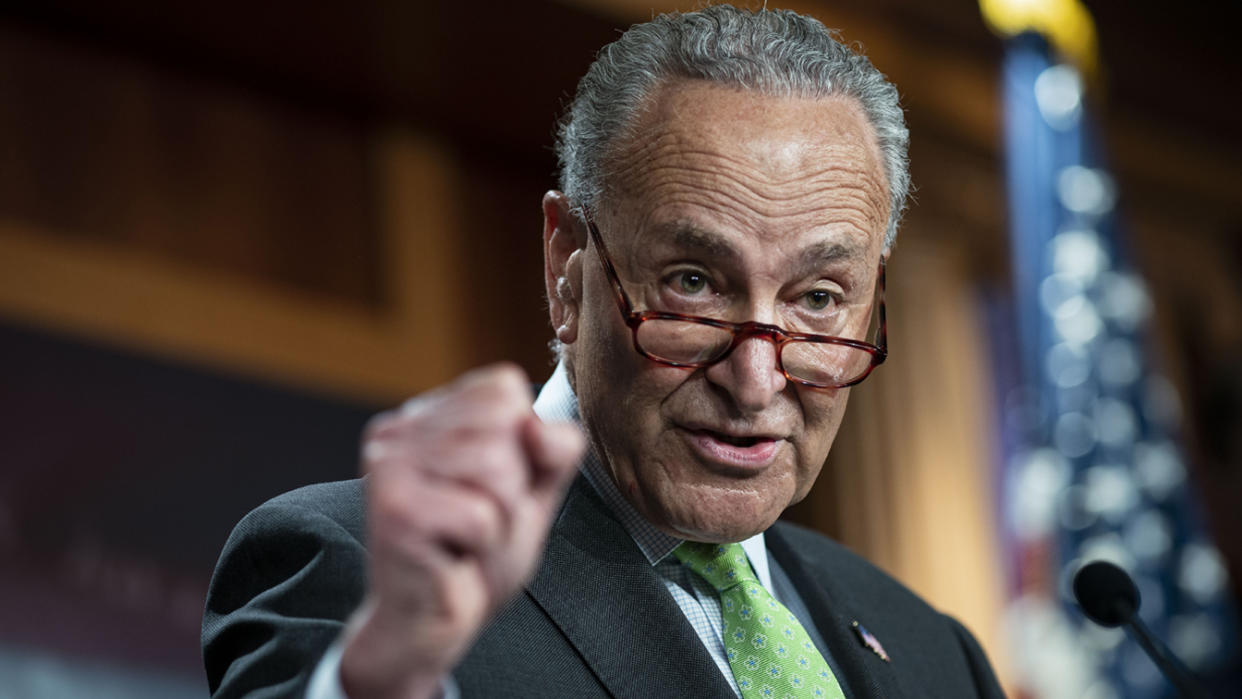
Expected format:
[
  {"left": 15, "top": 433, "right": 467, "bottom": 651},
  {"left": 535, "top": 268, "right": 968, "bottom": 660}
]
[{"left": 602, "top": 93, "right": 889, "bottom": 235}]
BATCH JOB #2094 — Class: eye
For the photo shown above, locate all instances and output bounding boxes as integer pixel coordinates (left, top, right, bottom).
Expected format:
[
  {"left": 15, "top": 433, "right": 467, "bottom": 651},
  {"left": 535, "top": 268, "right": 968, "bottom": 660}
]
[
  {"left": 675, "top": 271, "right": 708, "bottom": 294},
  {"left": 804, "top": 289, "right": 837, "bottom": 311}
]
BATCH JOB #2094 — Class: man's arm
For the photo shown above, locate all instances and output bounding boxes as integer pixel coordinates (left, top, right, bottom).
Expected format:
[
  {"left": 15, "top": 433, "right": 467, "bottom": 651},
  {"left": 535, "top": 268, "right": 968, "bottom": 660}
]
[{"left": 203, "top": 364, "right": 584, "bottom": 699}]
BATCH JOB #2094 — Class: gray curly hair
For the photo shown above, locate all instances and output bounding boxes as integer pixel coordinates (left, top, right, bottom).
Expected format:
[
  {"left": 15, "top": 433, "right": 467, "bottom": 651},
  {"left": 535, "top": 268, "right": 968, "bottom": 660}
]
[{"left": 556, "top": 5, "right": 910, "bottom": 249}]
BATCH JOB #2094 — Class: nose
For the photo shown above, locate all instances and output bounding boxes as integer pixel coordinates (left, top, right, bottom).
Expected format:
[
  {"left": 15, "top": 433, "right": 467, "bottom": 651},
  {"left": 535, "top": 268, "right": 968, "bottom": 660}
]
[{"left": 704, "top": 333, "right": 788, "bottom": 413}]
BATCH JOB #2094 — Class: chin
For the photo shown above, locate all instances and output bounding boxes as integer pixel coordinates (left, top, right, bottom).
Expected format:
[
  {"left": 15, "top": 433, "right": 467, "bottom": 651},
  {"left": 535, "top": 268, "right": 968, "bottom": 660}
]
[
  {"left": 651, "top": 479, "right": 788, "bottom": 543},
  {"left": 665, "top": 514, "right": 777, "bottom": 544}
]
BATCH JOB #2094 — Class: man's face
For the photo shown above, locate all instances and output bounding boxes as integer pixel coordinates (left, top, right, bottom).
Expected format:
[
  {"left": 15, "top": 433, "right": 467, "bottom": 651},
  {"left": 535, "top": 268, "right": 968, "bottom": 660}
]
[{"left": 552, "top": 81, "right": 889, "bottom": 542}]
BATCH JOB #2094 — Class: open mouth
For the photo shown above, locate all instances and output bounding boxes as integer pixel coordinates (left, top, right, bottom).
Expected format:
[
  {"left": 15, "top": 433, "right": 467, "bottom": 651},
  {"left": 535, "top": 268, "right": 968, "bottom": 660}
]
[
  {"left": 683, "top": 428, "right": 781, "bottom": 468},
  {"left": 701, "top": 430, "right": 765, "bottom": 448}
]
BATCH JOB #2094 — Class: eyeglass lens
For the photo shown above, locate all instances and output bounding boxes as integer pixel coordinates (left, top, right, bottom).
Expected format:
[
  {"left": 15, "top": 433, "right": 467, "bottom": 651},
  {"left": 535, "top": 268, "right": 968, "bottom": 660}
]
[{"left": 635, "top": 318, "right": 874, "bottom": 386}]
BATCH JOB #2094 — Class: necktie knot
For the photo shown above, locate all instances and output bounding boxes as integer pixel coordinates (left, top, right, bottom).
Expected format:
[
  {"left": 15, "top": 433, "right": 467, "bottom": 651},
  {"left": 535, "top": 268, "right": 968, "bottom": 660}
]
[{"left": 674, "top": 541, "right": 759, "bottom": 593}]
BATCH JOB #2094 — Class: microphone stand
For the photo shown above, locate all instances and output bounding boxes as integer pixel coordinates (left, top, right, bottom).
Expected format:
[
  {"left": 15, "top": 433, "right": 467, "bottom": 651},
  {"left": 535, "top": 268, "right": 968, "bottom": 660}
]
[{"left": 1124, "top": 612, "right": 1211, "bottom": 699}]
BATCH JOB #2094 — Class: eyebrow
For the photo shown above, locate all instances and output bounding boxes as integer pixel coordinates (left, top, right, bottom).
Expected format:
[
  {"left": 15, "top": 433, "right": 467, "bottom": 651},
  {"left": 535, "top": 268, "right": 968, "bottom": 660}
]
[
  {"left": 651, "top": 221, "right": 867, "bottom": 273},
  {"left": 653, "top": 224, "right": 741, "bottom": 263},
  {"left": 795, "top": 240, "right": 867, "bottom": 272}
]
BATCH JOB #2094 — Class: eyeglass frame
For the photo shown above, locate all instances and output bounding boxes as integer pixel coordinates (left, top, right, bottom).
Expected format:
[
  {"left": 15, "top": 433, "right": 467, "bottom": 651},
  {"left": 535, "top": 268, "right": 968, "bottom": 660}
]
[{"left": 579, "top": 204, "right": 888, "bottom": 389}]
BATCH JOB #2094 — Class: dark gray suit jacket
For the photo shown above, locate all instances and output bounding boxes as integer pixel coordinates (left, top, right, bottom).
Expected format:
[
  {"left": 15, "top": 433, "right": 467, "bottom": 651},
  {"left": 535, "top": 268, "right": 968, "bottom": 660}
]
[{"left": 203, "top": 476, "right": 1005, "bottom": 698}]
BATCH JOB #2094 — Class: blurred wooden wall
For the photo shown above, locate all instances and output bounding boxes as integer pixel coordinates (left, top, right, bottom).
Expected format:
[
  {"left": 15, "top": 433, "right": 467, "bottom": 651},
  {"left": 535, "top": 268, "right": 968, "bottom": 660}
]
[
  {"left": 1, "top": 0, "right": 1239, "bottom": 690},
  {"left": 0, "top": 1, "right": 615, "bottom": 402}
]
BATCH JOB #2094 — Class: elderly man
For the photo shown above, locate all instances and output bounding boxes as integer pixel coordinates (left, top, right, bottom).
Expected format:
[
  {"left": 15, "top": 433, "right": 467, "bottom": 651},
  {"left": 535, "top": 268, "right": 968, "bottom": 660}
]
[{"left": 204, "top": 6, "right": 1004, "bottom": 699}]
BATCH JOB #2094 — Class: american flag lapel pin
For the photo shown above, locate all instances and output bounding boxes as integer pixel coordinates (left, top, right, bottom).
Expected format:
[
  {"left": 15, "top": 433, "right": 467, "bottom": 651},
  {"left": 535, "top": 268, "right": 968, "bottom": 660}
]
[{"left": 851, "top": 620, "right": 890, "bottom": 662}]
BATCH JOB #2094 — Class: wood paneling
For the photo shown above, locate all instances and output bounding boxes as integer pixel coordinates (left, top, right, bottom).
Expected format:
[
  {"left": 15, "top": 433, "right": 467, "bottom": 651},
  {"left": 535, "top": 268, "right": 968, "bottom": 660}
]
[
  {"left": 0, "top": 126, "right": 478, "bottom": 403},
  {"left": 0, "top": 23, "right": 380, "bottom": 306}
]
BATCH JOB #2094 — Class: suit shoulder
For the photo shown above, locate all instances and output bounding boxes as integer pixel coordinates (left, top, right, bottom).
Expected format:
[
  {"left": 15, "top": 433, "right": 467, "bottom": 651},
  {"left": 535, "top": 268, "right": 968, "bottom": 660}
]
[
  {"left": 210, "top": 478, "right": 368, "bottom": 606},
  {"left": 262, "top": 477, "right": 365, "bottom": 514},
  {"left": 206, "top": 479, "right": 368, "bottom": 617},
  {"left": 241, "top": 478, "right": 367, "bottom": 541},
  {"left": 770, "top": 520, "right": 934, "bottom": 615}
]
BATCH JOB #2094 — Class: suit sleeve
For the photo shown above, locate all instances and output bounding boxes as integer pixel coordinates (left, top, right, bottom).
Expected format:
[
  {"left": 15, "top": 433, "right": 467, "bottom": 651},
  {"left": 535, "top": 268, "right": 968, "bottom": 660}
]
[
  {"left": 944, "top": 615, "right": 1007, "bottom": 698},
  {"left": 202, "top": 499, "right": 368, "bottom": 698}
]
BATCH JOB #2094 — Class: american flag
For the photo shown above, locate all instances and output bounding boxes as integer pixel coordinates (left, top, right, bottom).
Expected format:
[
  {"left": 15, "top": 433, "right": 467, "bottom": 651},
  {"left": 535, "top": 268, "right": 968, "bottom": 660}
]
[
  {"left": 851, "top": 621, "right": 890, "bottom": 663},
  {"left": 993, "top": 31, "right": 1238, "bottom": 698}
]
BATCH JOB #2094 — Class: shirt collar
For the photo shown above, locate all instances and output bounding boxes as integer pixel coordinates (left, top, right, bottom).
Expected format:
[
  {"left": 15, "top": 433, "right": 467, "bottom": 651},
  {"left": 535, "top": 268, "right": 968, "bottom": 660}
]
[{"left": 533, "top": 361, "right": 772, "bottom": 590}]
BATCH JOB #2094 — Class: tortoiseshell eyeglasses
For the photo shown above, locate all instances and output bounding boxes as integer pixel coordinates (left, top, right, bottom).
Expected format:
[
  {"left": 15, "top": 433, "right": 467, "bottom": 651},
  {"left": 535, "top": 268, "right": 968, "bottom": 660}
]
[{"left": 581, "top": 205, "right": 887, "bottom": 389}]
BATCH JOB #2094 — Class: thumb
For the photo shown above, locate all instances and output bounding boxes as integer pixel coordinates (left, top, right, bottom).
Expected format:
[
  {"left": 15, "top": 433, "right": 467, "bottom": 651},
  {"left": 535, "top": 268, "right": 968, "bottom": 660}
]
[{"left": 521, "top": 416, "right": 585, "bottom": 498}]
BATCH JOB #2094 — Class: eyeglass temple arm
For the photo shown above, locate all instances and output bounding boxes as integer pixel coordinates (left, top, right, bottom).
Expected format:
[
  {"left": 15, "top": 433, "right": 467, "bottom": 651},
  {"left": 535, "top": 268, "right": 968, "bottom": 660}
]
[
  {"left": 875, "top": 259, "right": 888, "bottom": 357},
  {"left": 581, "top": 206, "right": 640, "bottom": 321}
]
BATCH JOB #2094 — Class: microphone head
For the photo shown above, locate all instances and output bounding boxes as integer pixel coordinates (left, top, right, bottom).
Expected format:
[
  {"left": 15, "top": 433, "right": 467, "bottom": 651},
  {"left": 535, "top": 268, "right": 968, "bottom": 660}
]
[{"left": 1073, "top": 560, "right": 1141, "bottom": 627}]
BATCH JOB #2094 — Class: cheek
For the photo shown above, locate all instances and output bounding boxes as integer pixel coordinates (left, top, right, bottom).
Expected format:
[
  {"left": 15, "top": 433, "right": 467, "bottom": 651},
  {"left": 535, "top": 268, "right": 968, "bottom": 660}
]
[
  {"left": 570, "top": 296, "right": 651, "bottom": 459},
  {"left": 576, "top": 272, "right": 634, "bottom": 361},
  {"left": 569, "top": 288, "right": 627, "bottom": 383},
  {"left": 575, "top": 343, "right": 692, "bottom": 478},
  {"left": 800, "top": 388, "right": 850, "bottom": 467}
]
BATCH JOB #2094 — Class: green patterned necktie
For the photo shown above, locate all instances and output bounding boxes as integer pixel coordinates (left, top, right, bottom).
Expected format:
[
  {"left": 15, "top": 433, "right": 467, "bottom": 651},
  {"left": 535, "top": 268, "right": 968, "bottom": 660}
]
[{"left": 674, "top": 542, "right": 846, "bottom": 699}]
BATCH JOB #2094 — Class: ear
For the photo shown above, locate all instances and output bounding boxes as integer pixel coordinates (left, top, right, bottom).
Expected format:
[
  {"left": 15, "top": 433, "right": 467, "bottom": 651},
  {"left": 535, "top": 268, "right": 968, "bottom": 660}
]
[{"left": 543, "top": 190, "right": 586, "bottom": 346}]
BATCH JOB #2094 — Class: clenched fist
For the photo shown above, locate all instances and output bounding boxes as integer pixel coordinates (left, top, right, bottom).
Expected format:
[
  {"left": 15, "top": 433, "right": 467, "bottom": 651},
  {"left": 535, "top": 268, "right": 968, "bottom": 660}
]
[{"left": 339, "top": 363, "right": 585, "bottom": 699}]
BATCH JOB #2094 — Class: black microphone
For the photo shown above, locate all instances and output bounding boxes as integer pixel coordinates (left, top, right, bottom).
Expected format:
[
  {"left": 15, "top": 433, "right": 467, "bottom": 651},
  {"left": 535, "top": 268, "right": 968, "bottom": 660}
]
[{"left": 1073, "top": 560, "right": 1211, "bottom": 698}]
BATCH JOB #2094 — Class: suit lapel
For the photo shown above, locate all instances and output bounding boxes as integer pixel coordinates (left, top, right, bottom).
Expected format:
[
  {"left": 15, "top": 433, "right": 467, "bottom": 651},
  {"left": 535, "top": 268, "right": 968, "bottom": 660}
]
[
  {"left": 766, "top": 525, "right": 905, "bottom": 699},
  {"left": 527, "top": 476, "right": 736, "bottom": 698}
]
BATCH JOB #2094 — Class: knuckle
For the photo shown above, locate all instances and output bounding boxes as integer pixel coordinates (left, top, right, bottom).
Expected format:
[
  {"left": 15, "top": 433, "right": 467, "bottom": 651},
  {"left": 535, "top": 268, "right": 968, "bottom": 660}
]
[
  {"left": 464, "top": 363, "right": 532, "bottom": 404},
  {"left": 362, "top": 410, "right": 399, "bottom": 441},
  {"left": 459, "top": 496, "right": 502, "bottom": 544},
  {"left": 369, "top": 487, "right": 406, "bottom": 523},
  {"left": 469, "top": 440, "right": 524, "bottom": 480},
  {"left": 443, "top": 421, "right": 489, "bottom": 445},
  {"left": 398, "top": 395, "right": 426, "bottom": 417},
  {"left": 360, "top": 439, "right": 388, "bottom": 471},
  {"left": 360, "top": 432, "right": 421, "bottom": 475},
  {"left": 370, "top": 486, "right": 423, "bottom": 533},
  {"left": 490, "top": 362, "right": 529, "bottom": 391}
]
